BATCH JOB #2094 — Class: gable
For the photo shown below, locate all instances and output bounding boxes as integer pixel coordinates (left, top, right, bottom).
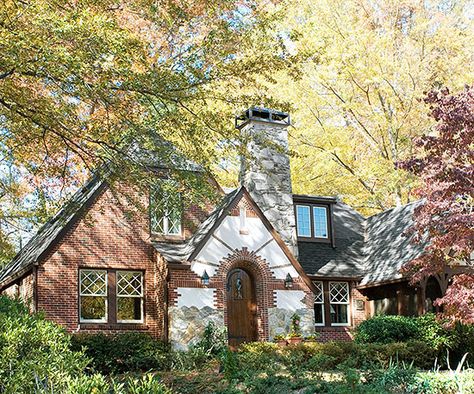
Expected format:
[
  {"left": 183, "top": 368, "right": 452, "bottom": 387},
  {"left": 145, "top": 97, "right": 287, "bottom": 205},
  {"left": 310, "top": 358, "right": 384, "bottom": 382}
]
[{"left": 189, "top": 190, "right": 304, "bottom": 282}]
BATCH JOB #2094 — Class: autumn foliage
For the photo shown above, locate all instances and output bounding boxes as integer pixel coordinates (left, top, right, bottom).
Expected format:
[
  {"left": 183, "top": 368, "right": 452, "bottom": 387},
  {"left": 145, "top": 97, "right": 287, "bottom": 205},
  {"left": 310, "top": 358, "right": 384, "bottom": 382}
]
[{"left": 400, "top": 86, "right": 474, "bottom": 323}]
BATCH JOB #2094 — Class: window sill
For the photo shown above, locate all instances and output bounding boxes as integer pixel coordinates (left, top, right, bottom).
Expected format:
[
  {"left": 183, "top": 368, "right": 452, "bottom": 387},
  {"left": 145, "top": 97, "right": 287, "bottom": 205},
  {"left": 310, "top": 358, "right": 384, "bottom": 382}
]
[
  {"left": 151, "top": 233, "right": 185, "bottom": 243},
  {"left": 297, "top": 237, "right": 331, "bottom": 244},
  {"left": 315, "top": 326, "right": 352, "bottom": 331},
  {"left": 79, "top": 323, "right": 149, "bottom": 331}
]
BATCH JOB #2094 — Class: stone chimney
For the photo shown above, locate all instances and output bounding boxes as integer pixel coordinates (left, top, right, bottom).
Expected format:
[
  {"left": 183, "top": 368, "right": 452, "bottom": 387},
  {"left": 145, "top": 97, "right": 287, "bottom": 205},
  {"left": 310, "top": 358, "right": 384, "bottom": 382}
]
[{"left": 236, "top": 107, "right": 298, "bottom": 257}]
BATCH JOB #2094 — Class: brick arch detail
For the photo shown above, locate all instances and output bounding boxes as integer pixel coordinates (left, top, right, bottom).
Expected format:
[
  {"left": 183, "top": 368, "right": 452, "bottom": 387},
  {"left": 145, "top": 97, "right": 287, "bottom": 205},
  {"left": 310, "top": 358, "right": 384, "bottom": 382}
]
[{"left": 213, "top": 247, "right": 273, "bottom": 341}]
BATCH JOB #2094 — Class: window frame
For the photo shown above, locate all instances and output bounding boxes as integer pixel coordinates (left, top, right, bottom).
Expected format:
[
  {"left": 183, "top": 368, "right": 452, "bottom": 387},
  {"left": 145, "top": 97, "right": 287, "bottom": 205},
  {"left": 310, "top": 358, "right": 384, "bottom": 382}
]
[
  {"left": 79, "top": 269, "right": 108, "bottom": 324},
  {"left": 149, "top": 180, "right": 183, "bottom": 237},
  {"left": 313, "top": 281, "right": 325, "bottom": 326},
  {"left": 296, "top": 204, "right": 312, "bottom": 238},
  {"left": 294, "top": 203, "right": 331, "bottom": 243},
  {"left": 312, "top": 206, "right": 329, "bottom": 239},
  {"left": 329, "top": 281, "right": 350, "bottom": 327},
  {"left": 116, "top": 270, "right": 144, "bottom": 324}
]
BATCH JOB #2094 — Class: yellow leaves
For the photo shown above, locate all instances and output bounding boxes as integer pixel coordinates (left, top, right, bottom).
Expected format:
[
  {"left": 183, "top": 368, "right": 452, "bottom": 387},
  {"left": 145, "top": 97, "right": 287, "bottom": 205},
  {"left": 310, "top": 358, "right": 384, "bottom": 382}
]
[{"left": 255, "top": 0, "right": 474, "bottom": 213}]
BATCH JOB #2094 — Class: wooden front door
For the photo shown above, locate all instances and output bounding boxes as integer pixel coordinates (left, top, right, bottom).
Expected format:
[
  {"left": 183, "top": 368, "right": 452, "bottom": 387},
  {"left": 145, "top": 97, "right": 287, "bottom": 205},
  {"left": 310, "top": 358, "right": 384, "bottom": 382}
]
[{"left": 226, "top": 268, "right": 257, "bottom": 347}]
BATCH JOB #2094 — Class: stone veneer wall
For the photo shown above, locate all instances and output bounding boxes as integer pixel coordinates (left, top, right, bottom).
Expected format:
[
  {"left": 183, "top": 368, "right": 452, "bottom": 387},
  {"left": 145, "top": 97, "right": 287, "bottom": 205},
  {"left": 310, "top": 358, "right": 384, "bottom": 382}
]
[
  {"left": 268, "top": 290, "right": 315, "bottom": 339},
  {"left": 239, "top": 120, "right": 298, "bottom": 258}
]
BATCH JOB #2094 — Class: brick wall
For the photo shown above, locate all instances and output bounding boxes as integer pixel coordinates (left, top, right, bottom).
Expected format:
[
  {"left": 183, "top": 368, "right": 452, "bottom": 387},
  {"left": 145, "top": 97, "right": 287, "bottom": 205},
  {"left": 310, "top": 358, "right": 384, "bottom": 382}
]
[
  {"left": 35, "top": 184, "right": 174, "bottom": 338},
  {"left": 1, "top": 272, "right": 35, "bottom": 311}
]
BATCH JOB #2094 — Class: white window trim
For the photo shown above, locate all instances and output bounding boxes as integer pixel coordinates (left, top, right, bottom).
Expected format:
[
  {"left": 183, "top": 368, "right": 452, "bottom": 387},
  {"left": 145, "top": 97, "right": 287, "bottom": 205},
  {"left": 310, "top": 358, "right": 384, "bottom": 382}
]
[
  {"left": 79, "top": 269, "right": 108, "bottom": 324},
  {"left": 150, "top": 180, "right": 182, "bottom": 236},
  {"left": 161, "top": 215, "right": 182, "bottom": 236},
  {"left": 116, "top": 271, "right": 144, "bottom": 324},
  {"left": 329, "top": 281, "right": 350, "bottom": 327},
  {"left": 312, "top": 206, "right": 329, "bottom": 239},
  {"left": 296, "top": 204, "right": 311, "bottom": 238},
  {"left": 313, "top": 281, "right": 325, "bottom": 327}
]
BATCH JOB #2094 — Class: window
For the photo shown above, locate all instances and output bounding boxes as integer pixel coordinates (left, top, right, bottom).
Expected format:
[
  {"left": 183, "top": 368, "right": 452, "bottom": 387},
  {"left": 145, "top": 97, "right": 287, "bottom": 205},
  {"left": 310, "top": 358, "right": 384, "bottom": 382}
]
[
  {"left": 313, "top": 206, "right": 328, "bottom": 238},
  {"left": 313, "top": 281, "right": 324, "bottom": 326},
  {"left": 295, "top": 203, "right": 330, "bottom": 240},
  {"left": 329, "top": 282, "right": 350, "bottom": 326},
  {"left": 150, "top": 180, "right": 182, "bottom": 235},
  {"left": 296, "top": 205, "right": 311, "bottom": 237},
  {"left": 80, "top": 270, "right": 107, "bottom": 323},
  {"left": 79, "top": 269, "right": 144, "bottom": 324},
  {"left": 117, "top": 271, "right": 143, "bottom": 322}
]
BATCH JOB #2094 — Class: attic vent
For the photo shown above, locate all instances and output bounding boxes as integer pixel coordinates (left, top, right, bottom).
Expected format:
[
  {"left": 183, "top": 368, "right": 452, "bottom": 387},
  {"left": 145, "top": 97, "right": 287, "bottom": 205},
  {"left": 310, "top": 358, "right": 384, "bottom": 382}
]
[{"left": 235, "top": 107, "right": 290, "bottom": 129}]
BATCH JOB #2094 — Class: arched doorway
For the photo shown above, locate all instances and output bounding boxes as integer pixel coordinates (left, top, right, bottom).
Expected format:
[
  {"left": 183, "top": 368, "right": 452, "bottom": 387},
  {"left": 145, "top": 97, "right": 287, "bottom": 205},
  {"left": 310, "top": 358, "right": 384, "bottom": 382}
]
[{"left": 226, "top": 268, "right": 257, "bottom": 346}]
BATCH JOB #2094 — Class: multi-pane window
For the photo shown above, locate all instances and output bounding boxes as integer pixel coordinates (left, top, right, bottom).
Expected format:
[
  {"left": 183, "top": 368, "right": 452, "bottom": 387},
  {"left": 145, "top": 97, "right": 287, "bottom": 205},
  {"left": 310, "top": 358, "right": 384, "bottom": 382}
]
[
  {"left": 313, "top": 207, "right": 328, "bottom": 238},
  {"left": 295, "top": 204, "right": 329, "bottom": 240},
  {"left": 329, "top": 282, "right": 350, "bottom": 326},
  {"left": 117, "top": 271, "right": 143, "bottom": 322},
  {"left": 80, "top": 270, "right": 107, "bottom": 323},
  {"left": 313, "top": 281, "right": 324, "bottom": 326},
  {"left": 150, "top": 180, "right": 182, "bottom": 235},
  {"left": 296, "top": 205, "right": 311, "bottom": 237}
]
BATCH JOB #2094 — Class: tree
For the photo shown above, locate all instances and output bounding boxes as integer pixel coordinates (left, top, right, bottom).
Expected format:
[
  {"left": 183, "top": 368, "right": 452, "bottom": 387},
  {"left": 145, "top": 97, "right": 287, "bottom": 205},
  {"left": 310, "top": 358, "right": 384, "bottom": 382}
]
[
  {"left": 399, "top": 86, "right": 474, "bottom": 324},
  {"left": 260, "top": 0, "right": 474, "bottom": 214},
  {"left": 0, "top": 0, "right": 286, "bottom": 255}
]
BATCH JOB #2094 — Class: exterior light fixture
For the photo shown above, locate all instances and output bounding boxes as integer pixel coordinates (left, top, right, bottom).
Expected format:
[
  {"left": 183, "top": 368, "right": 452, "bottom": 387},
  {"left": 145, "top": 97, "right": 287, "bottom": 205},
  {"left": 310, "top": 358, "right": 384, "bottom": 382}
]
[
  {"left": 201, "top": 270, "right": 210, "bottom": 286},
  {"left": 284, "top": 273, "right": 293, "bottom": 288}
]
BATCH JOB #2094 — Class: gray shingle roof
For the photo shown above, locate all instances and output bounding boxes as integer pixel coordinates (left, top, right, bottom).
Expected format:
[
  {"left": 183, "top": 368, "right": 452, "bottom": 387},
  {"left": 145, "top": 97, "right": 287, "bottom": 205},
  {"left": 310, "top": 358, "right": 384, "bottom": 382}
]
[
  {"left": 297, "top": 199, "right": 424, "bottom": 286},
  {"left": 298, "top": 202, "right": 366, "bottom": 278},
  {"left": 360, "top": 201, "right": 425, "bottom": 286},
  {"left": 0, "top": 176, "right": 105, "bottom": 288}
]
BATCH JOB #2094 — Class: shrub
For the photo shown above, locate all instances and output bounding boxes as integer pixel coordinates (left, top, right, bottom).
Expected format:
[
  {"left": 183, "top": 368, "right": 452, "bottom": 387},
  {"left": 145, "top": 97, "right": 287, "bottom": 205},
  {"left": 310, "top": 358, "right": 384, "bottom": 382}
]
[
  {"left": 0, "top": 296, "right": 88, "bottom": 393},
  {"left": 71, "top": 332, "right": 170, "bottom": 374},
  {"left": 234, "top": 342, "right": 281, "bottom": 377},
  {"left": 63, "top": 373, "right": 171, "bottom": 394},
  {"left": 355, "top": 315, "right": 419, "bottom": 344},
  {"left": 171, "top": 321, "right": 227, "bottom": 371}
]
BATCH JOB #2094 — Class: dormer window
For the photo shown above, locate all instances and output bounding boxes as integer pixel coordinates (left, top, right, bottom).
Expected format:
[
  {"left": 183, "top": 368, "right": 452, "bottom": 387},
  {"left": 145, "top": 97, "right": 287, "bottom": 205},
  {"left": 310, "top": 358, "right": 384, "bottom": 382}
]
[
  {"left": 294, "top": 195, "right": 335, "bottom": 243},
  {"left": 295, "top": 204, "right": 329, "bottom": 240},
  {"left": 150, "top": 180, "right": 182, "bottom": 236}
]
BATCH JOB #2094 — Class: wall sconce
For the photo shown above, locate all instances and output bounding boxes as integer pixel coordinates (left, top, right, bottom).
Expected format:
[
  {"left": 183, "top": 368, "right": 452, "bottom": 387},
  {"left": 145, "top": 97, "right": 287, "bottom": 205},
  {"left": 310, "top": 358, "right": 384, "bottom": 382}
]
[
  {"left": 201, "top": 270, "right": 210, "bottom": 286},
  {"left": 284, "top": 273, "right": 293, "bottom": 288}
]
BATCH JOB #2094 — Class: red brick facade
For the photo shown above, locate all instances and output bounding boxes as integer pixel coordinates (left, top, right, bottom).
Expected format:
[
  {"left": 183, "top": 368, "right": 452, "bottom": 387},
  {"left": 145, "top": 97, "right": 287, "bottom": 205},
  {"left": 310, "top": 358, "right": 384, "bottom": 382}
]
[{"left": 1, "top": 182, "right": 369, "bottom": 344}]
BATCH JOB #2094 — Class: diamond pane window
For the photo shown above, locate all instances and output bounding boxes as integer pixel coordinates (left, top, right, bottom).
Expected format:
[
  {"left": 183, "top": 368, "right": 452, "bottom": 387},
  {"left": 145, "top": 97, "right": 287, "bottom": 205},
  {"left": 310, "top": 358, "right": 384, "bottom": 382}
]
[
  {"left": 80, "top": 270, "right": 107, "bottom": 322},
  {"left": 117, "top": 271, "right": 143, "bottom": 322},
  {"left": 313, "top": 281, "right": 324, "bottom": 326},
  {"left": 313, "top": 206, "right": 328, "bottom": 238},
  {"left": 329, "top": 282, "right": 349, "bottom": 325},
  {"left": 296, "top": 205, "right": 311, "bottom": 237},
  {"left": 150, "top": 180, "right": 182, "bottom": 235}
]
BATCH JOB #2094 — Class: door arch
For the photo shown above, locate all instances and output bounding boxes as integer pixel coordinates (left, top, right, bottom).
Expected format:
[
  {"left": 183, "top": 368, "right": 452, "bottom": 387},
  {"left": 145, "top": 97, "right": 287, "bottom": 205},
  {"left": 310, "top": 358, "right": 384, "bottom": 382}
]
[{"left": 226, "top": 268, "right": 257, "bottom": 346}]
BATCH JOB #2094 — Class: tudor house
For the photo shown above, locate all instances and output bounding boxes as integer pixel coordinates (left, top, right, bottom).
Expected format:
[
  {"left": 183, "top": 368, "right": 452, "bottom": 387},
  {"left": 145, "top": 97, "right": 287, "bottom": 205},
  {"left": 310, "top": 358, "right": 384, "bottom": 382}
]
[{"left": 0, "top": 108, "right": 443, "bottom": 348}]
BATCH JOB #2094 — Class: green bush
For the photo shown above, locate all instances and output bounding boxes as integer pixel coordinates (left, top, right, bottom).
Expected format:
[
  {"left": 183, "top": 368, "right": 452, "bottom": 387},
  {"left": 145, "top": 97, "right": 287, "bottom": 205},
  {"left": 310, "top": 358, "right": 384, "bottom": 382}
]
[
  {"left": 234, "top": 342, "right": 281, "bottom": 377},
  {"left": 71, "top": 332, "right": 170, "bottom": 374},
  {"left": 172, "top": 321, "right": 227, "bottom": 371},
  {"left": 0, "top": 295, "right": 88, "bottom": 393},
  {"left": 355, "top": 315, "right": 420, "bottom": 344},
  {"left": 63, "top": 373, "right": 171, "bottom": 394}
]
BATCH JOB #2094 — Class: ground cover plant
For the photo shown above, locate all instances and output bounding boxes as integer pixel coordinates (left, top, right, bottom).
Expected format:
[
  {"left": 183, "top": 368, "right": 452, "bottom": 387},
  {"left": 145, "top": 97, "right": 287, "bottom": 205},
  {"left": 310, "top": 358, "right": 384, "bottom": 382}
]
[{"left": 2, "top": 296, "right": 474, "bottom": 393}]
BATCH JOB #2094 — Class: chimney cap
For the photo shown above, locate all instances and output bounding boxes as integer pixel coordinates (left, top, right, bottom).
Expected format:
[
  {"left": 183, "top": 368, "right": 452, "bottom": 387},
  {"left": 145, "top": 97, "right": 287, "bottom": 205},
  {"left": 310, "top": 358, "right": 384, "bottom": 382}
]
[{"left": 235, "top": 107, "right": 290, "bottom": 129}]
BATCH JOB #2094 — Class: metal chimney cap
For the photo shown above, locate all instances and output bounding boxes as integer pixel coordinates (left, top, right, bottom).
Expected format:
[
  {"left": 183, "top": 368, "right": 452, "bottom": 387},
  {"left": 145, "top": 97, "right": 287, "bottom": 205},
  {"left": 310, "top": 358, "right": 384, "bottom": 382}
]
[{"left": 235, "top": 107, "right": 290, "bottom": 129}]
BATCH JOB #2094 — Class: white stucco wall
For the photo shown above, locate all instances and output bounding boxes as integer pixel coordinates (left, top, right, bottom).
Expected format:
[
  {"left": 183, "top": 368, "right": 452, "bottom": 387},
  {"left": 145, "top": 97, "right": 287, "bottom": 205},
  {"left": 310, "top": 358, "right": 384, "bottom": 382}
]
[
  {"left": 274, "top": 290, "right": 307, "bottom": 311},
  {"left": 176, "top": 287, "right": 216, "bottom": 309},
  {"left": 192, "top": 214, "right": 297, "bottom": 279}
]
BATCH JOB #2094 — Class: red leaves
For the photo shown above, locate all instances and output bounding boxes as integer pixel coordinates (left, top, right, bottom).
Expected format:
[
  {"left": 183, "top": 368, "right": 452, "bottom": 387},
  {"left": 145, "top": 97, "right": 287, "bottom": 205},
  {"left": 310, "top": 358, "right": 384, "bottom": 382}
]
[{"left": 400, "top": 85, "right": 474, "bottom": 322}]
